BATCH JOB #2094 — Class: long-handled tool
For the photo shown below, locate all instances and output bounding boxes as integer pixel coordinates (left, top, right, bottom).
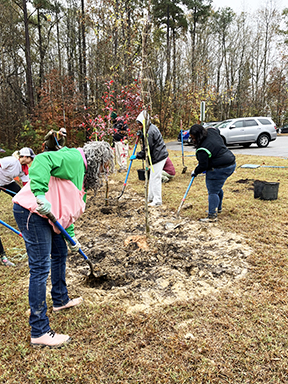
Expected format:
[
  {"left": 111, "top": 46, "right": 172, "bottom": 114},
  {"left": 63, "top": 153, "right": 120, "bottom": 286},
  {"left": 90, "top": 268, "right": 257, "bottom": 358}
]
[
  {"left": 176, "top": 176, "right": 195, "bottom": 218},
  {"left": 0, "top": 186, "right": 17, "bottom": 195},
  {"left": 118, "top": 136, "right": 139, "bottom": 199},
  {"left": 180, "top": 120, "right": 187, "bottom": 174},
  {"left": 46, "top": 212, "right": 95, "bottom": 277},
  {"left": 0, "top": 219, "right": 23, "bottom": 237}
]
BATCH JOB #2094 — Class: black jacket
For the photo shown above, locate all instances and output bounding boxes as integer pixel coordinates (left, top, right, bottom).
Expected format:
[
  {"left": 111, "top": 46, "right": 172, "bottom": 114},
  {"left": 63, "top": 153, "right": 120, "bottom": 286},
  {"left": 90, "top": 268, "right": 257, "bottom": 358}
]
[
  {"left": 194, "top": 128, "right": 235, "bottom": 175},
  {"left": 113, "top": 120, "right": 128, "bottom": 142},
  {"left": 136, "top": 124, "right": 168, "bottom": 165}
]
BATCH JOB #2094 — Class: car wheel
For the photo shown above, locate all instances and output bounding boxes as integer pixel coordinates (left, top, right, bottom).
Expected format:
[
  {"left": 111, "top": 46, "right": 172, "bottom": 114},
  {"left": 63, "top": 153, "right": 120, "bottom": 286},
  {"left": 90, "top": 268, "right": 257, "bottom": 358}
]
[
  {"left": 242, "top": 143, "right": 252, "bottom": 148},
  {"left": 257, "top": 134, "right": 269, "bottom": 148}
]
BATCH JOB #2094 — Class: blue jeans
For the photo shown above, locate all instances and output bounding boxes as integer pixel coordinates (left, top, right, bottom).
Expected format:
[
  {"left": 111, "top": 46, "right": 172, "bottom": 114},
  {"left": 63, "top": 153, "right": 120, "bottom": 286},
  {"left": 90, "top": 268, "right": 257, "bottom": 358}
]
[
  {"left": 13, "top": 203, "right": 70, "bottom": 338},
  {"left": 205, "top": 163, "right": 236, "bottom": 216}
]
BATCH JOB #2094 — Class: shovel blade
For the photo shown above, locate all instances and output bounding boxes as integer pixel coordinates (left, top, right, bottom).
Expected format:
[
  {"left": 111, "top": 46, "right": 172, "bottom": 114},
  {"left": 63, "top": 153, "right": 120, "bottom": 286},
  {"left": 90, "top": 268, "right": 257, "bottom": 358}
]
[{"left": 181, "top": 166, "right": 187, "bottom": 174}]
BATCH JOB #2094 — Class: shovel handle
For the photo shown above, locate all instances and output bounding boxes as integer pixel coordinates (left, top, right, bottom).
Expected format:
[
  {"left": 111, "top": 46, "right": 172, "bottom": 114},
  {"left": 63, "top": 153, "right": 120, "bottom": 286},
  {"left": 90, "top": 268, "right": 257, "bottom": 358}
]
[
  {"left": 0, "top": 186, "right": 17, "bottom": 195},
  {"left": 0, "top": 219, "right": 23, "bottom": 237},
  {"left": 176, "top": 176, "right": 195, "bottom": 217},
  {"left": 118, "top": 136, "right": 139, "bottom": 199},
  {"left": 46, "top": 212, "right": 88, "bottom": 261}
]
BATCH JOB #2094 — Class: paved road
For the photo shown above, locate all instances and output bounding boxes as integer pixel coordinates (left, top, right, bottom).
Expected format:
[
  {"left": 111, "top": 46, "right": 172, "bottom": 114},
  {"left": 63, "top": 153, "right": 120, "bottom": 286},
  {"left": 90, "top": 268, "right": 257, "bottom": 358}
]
[{"left": 166, "top": 135, "right": 288, "bottom": 158}]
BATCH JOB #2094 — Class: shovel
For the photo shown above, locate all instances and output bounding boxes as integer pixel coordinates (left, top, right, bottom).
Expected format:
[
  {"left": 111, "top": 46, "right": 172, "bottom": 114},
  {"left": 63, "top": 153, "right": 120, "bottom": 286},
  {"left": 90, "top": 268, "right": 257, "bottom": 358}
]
[
  {"left": 118, "top": 136, "right": 139, "bottom": 199},
  {"left": 180, "top": 120, "right": 187, "bottom": 174},
  {"left": 46, "top": 212, "right": 95, "bottom": 277},
  {"left": 176, "top": 175, "right": 195, "bottom": 218}
]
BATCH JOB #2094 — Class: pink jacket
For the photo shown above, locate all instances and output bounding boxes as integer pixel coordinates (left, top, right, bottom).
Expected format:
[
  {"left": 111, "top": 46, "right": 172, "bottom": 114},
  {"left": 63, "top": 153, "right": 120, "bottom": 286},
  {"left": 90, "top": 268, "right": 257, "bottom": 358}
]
[{"left": 13, "top": 177, "right": 86, "bottom": 233}]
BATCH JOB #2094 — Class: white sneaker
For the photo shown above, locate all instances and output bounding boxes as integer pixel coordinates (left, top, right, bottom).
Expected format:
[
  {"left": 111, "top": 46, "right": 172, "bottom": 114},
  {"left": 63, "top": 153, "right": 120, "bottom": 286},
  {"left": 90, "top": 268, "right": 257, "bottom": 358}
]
[
  {"left": 148, "top": 202, "right": 161, "bottom": 207},
  {"left": 53, "top": 297, "right": 83, "bottom": 312},
  {"left": 31, "top": 330, "right": 70, "bottom": 348}
]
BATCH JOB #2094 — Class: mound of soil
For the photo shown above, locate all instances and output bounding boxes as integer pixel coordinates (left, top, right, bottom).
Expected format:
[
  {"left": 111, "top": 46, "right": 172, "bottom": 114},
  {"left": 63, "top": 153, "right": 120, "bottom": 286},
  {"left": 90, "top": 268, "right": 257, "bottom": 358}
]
[{"left": 65, "top": 180, "right": 251, "bottom": 313}]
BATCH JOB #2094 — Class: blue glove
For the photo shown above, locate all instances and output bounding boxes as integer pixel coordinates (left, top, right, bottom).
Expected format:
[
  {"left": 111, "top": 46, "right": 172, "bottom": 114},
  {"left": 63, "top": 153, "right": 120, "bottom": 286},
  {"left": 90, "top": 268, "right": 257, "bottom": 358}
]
[
  {"left": 191, "top": 171, "right": 196, "bottom": 178},
  {"left": 130, "top": 155, "right": 137, "bottom": 160},
  {"left": 36, "top": 195, "right": 52, "bottom": 215}
]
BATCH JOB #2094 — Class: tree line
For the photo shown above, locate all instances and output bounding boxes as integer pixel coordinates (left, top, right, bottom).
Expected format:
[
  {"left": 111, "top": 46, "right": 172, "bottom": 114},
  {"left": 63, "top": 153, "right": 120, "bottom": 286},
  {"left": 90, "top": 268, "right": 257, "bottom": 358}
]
[{"left": 0, "top": 0, "right": 288, "bottom": 151}]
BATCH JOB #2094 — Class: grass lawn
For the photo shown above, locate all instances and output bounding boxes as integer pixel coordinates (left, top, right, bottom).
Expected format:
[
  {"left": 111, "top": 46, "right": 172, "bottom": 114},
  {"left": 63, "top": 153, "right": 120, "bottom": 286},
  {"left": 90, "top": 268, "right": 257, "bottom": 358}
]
[{"left": 1, "top": 149, "right": 288, "bottom": 383}]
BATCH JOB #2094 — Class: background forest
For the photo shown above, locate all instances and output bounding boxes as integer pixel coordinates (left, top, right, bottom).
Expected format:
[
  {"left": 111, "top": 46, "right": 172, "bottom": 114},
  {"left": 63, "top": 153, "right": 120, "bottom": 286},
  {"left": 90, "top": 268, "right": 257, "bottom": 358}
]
[{"left": 1, "top": 0, "right": 288, "bottom": 151}]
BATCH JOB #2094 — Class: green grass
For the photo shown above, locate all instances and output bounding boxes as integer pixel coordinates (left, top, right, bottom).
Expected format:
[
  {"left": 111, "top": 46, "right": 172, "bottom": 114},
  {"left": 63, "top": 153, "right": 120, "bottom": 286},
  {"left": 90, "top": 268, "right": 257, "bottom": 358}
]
[{"left": 1, "top": 150, "right": 288, "bottom": 383}]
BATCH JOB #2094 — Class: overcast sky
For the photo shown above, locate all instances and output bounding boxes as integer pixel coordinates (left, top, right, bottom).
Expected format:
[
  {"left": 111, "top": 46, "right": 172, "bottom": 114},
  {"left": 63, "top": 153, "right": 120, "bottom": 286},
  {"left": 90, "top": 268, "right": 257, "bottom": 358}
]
[{"left": 212, "top": 0, "right": 284, "bottom": 14}]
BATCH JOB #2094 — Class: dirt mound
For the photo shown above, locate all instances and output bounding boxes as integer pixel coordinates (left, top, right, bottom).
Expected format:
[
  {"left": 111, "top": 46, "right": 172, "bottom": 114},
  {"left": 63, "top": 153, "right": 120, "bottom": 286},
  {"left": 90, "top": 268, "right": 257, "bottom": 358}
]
[{"left": 65, "top": 180, "right": 251, "bottom": 313}]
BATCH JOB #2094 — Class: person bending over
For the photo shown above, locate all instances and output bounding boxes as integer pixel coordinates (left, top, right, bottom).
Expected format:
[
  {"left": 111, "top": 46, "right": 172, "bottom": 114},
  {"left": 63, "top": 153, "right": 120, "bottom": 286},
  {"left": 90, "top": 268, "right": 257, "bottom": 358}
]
[
  {"left": 190, "top": 124, "right": 236, "bottom": 222},
  {"left": 0, "top": 147, "right": 35, "bottom": 196},
  {"left": 13, "top": 141, "right": 114, "bottom": 348}
]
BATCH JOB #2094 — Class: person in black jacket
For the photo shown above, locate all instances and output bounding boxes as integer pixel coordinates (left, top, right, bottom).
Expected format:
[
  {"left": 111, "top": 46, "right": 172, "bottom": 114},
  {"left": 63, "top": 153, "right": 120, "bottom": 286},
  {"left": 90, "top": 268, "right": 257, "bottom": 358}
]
[
  {"left": 190, "top": 124, "right": 236, "bottom": 222},
  {"left": 131, "top": 111, "right": 168, "bottom": 206}
]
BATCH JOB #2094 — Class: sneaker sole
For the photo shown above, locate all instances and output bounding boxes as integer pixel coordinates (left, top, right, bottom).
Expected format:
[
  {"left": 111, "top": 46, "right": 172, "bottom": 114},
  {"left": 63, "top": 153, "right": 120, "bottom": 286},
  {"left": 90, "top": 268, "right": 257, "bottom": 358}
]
[
  {"left": 31, "top": 337, "right": 71, "bottom": 349},
  {"left": 53, "top": 297, "right": 83, "bottom": 312}
]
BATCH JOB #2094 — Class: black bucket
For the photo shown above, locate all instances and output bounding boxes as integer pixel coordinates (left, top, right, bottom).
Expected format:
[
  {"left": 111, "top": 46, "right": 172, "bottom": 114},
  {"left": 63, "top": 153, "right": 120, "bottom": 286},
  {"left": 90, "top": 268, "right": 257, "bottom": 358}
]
[
  {"left": 137, "top": 169, "right": 150, "bottom": 181},
  {"left": 254, "top": 180, "right": 279, "bottom": 200}
]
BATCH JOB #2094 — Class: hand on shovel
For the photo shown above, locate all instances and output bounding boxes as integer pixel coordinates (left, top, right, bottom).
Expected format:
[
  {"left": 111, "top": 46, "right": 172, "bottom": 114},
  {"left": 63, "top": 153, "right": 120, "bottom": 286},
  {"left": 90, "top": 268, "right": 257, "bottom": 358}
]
[
  {"left": 68, "top": 237, "right": 81, "bottom": 252},
  {"left": 36, "top": 195, "right": 52, "bottom": 215}
]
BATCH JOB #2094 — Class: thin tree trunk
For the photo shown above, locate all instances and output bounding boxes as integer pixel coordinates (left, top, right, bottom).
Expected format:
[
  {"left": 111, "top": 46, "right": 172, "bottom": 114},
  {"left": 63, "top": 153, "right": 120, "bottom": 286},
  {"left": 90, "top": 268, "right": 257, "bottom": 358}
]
[
  {"left": 81, "top": 0, "right": 87, "bottom": 105},
  {"left": 165, "top": 4, "right": 171, "bottom": 85},
  {"left": 22, "top": 0, "right": 34, "bottom": 115},
  {"left": 37, "top": 9, "right": 44, "bottom": 97}
]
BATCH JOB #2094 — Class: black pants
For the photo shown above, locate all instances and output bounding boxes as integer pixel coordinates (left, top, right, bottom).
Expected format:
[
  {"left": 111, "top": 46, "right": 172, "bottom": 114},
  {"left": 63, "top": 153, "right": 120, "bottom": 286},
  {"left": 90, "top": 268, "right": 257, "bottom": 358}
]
[
  {"left": 0, "top": 237, "right": 4, "bottom": 255},
  {"left": 0, "top": 181, "right": 21, "bottom": 197}
]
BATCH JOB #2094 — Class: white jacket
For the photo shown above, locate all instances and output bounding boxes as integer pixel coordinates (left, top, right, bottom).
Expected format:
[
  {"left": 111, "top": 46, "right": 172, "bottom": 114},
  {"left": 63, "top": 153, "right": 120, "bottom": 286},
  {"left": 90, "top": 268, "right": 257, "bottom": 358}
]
[{"left": 0, "top": 157, "right": 29, "bottom": 186}]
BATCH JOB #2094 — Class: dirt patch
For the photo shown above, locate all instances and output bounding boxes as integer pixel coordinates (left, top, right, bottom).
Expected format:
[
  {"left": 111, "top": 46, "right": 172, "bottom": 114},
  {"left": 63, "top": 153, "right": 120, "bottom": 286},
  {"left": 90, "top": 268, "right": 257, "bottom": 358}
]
[{"left": 63, "top": 180, "right": 251, "bottom": 313}]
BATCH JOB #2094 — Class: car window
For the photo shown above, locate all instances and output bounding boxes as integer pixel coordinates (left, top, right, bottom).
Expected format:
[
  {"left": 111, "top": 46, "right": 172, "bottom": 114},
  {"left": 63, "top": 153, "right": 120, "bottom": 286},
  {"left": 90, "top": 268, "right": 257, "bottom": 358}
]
[
  {"left": 244, "top": 119, "right": 258, "bottom": 127},
  {"left": 234, "top": 120, "right": 245, "bottom": 128},
  {"left": 258, "top": 118, "right": 271, "bottom": 125},
  {"left": 217, "top": 120, "right": 232, "bottom": 129}
]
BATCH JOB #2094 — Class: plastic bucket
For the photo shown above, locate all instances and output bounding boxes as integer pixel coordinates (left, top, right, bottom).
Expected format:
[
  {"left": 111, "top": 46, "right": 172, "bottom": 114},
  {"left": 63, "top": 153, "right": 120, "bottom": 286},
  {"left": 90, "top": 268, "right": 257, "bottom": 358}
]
[
  {"left": 254, "top": 180, "right": 279, "bottom": 200},
  {"left": 137, "top": 169, "right": 150, "bottom": 181}
]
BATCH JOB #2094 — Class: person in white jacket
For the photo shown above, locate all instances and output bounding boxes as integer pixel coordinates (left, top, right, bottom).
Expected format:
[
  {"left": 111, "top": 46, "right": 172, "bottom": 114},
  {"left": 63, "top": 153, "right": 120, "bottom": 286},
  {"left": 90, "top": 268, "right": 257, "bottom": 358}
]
[
  {"left": 131, "top": 111, "right": 168, "bottom": 206},
  {"left": 0, "top": 147, "right": 35, "bottom": 197},
  {"left": 0, "top": 147, "right": 35, "bottom": 267}
]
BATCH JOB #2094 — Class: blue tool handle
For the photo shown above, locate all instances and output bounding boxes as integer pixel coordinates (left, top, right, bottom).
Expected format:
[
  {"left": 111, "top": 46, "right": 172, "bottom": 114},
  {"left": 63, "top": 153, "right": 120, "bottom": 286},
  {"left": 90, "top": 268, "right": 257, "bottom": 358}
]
[
  {"left": 54, "top": 133, "right": 60, "bottom": 147},
  {"left": 124, "top": 137, "right": 139, "bottom": 185},
  {"left": 182, "top": 176, "right": 195, "bottom": 202},
  {"left": 181, "top": 129, "right": 184, "bottom": 156},
  {"left": 0, "top": 186, "right": 17, "bottom": 195},
  {"left": 46, "top": 213, "right": 88, "bottom": 261},
  {"left": 0, "top": 219, "right": 23, "bottom": 237}
]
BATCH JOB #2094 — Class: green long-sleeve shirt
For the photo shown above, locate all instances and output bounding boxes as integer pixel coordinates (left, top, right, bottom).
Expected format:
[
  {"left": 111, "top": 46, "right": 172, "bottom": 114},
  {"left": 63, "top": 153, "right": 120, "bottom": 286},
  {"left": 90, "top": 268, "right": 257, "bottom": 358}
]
[{"left": 29, "top": 147, "right": 86, "bottom": 236}]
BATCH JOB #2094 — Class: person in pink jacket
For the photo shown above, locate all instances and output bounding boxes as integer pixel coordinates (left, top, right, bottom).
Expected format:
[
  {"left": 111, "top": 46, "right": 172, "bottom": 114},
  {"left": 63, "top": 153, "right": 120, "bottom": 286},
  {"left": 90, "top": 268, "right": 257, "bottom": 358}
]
[{"left": 13, "top": 141, "right": 114, "bottom": 349}]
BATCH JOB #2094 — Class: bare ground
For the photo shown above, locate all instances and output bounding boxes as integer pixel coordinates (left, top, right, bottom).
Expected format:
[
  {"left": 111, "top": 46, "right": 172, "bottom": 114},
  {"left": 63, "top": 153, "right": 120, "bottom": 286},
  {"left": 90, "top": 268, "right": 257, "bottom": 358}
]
[{"left": 40, "top": 179, "right": 253, "bottom": 314}]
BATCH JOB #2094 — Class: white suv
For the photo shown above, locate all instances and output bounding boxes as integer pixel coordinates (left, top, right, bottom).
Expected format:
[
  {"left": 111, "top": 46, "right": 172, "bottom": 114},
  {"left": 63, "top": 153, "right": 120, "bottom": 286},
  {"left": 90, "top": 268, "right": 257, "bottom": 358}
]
[{"left": 217, "top": 117, "right": 277, "bottom": 147}]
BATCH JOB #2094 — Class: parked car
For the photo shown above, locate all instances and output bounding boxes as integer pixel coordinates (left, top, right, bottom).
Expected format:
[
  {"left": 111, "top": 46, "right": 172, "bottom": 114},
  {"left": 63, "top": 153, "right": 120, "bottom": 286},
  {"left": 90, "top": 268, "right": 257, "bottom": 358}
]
[
  {"left": 277, "top": 124, "right": 288, "bottom": 134},
  {"left": 177, "top": 122, "right": 222, "bottom": 145},
  {"left": 177, "top": 129, "right": 190, "bottom": 144},
  {"left": 203, "top": 121, "right": 221, "bottom": 128},
  {"left": 217, "top": 117, "right": 277, "bottom": 147}
]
